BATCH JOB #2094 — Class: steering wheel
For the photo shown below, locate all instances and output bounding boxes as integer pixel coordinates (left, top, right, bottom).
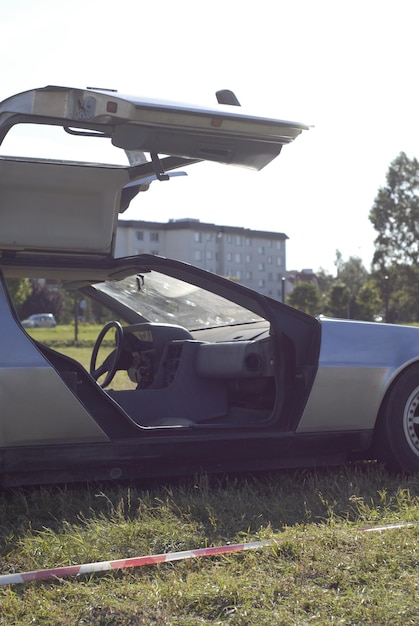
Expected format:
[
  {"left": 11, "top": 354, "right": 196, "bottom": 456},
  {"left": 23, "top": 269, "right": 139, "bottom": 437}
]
[{"left": 90, "top": 321, "right": 124, "bottom": 388}]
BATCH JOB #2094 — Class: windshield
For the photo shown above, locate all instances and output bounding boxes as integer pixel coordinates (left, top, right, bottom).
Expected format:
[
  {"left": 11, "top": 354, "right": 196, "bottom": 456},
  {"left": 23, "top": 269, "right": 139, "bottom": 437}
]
[{"left": 94, "top": 271, "right": 264, "bottom": 330}]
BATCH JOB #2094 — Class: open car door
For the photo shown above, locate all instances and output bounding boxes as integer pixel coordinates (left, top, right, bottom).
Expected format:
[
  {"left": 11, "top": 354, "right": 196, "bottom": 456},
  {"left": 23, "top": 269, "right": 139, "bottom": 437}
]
[{"left": 0, "top": 85, "right": 308, "bottom": 262}]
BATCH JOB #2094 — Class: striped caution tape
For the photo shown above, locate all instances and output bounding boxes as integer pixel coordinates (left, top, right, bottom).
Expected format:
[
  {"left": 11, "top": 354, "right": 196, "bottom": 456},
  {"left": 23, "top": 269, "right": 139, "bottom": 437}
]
[
  {"left": 0, "top": 522, "right": 416, "bottom": 586},
  {"left": 0, "top": 540, "right": 272, "bottom": 586}
]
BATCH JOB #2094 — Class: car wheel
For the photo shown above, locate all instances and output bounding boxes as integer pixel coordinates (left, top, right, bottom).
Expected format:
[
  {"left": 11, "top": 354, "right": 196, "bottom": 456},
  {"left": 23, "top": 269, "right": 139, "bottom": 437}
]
[{"left": 376, "top": 364, "right": 419, "bottom": 472}]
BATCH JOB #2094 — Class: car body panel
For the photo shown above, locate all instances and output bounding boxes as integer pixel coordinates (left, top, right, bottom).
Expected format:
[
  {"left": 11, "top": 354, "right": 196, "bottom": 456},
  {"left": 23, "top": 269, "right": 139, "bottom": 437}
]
[
  {"left": 0, "top": 157, "right": 128, "bottom": 255},
  {"left": 0, "top": 85, "right": 308, "bottom": 167},
  {"left": 298, "top": 318, "right": 419, "bottom": 432},
  {"left": 0, "top": 281, "right": 109, "bottom": 446},
  {"left": 0, "top": 368, "right": 109, "bottom": 446}
]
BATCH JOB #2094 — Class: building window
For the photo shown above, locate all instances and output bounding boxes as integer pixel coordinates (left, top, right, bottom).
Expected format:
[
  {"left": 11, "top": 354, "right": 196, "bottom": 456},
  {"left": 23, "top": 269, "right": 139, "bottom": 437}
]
[
  {"left": 267, "top": 272, "right": 273, "bottom": 281},
  {"left": 150, "top": 249, "right": 159, "bottom": 255},
  {"left": 276, "top": 241, "right": 282, "bottom": 250},
  {"left": 227, "top": 235, "right": 233, "bottom": 244},
  {"left": 194, "top": 250, "right": 203, "bottom": 261},
  {"left": 258, "top": 279, "right": 265, "bottom": 288},
  {"left": 150, "top": 232, "right": 159, "bottom": 242},
  {"left": 194, "top": 232, "right": 202, "bottom": 243},
  {"left": 206, "top": 250, "right": 213, "bottom": 260},
  {"left": 245, "top": 237, "right": 251, "bottom": 246},
  {"left": 234, "top": 252, "right": 241, "bottom": 263},
  {"left": 245, "top": 253, "right": 252, "bottom": 263},
  {"left": 206, "top": 232, "right": 213, "bottom": 242},
  {"left": 258, "top": 262, "right": 265, "bottom": 271},
  {"left": 136, "top": 231, "right": 144, "bottom": 241},
  {"left": 267, "top": 255, "right": 272, "bottom": 265},
  {"left": 226, "top": 252, "right": 232, "bottom": 262},
  {"left": 236, "top": 270, "right": 241, "bottom": 280},
  {"left": 276, "top": 257, "right": 283, "bottom": 267},
  {"left": 258, "top": 246, "right": 265, "bottom": 255},
  {"left": 267, "top": 240, "right": 272, "bottom": 248},
  {"left": 245, "top": 270, "right": 253, "bottom": 280},
  {"left": 235, "top": 235, "right": 242, "bottom": 246}
]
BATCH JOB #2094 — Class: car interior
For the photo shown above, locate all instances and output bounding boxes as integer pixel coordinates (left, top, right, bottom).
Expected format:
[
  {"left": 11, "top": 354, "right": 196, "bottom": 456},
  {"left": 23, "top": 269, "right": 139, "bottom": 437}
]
[{"left": 35, "top": 312, "right": 283, "bottom": 432}]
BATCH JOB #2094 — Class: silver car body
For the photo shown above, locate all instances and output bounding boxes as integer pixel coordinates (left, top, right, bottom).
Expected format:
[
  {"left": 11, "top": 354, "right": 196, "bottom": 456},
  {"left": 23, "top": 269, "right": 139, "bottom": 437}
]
[
  {"left": 0, "top": 281, "right": 109, "bottom": 447},
  {"left": 298, "top": 318, "right": 419, "bottom": 432},
  {"left": 0, "top": 85, "right": 417, "bottom": 486}
]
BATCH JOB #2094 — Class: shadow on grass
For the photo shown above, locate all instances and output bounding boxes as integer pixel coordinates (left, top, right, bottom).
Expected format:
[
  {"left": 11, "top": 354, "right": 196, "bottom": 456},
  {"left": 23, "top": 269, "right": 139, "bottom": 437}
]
[{"left": 1, "top": 462, "right": 417, "bottom": 553}]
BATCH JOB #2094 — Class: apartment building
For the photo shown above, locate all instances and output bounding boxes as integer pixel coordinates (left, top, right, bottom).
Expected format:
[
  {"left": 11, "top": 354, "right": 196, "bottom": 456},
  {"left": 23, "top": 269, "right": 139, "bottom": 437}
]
[{"left": 116, "top": 218, "right": 288, "bottom": 299}]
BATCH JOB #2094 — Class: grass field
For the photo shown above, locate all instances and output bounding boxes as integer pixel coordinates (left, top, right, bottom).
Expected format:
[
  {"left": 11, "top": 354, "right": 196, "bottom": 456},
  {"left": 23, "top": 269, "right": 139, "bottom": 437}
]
[
  {"left": 0, "top": 466, "right": 417, "bottom": 625},
  {"left": 1, "top": 325, "right": 417, "bottom": 624},
  {"left": 25, "top": 324, "right": 110, "bottom": 347}
]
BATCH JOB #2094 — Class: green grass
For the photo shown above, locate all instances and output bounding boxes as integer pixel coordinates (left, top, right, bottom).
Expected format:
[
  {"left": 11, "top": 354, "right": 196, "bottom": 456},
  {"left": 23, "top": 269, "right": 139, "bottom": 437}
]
[
  {"left": 25, "top": 324, "right": 106, "bottom": 347},
  {"left": 0, "top": 466, "right": 418, "bottom": 625}
]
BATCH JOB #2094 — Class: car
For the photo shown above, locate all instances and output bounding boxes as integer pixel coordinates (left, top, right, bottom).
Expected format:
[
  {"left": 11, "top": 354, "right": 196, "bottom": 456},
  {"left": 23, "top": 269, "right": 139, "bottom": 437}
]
[
  {"left": 0, "top": 84, "right": 417, "bottom": 488},
  {"left": 21, "top": 313, "right": 57, "bottom": 328}
]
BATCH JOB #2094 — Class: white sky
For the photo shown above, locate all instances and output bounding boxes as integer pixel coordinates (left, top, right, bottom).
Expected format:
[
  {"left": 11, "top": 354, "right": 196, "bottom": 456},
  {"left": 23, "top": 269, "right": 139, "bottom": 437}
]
[{"left": 2, "top": 0, "right": 419, "bottom": 274}]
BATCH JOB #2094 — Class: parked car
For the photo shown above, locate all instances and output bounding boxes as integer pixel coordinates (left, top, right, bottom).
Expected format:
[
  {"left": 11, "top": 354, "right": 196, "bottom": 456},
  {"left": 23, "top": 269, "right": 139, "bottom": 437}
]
[
  {"left": 21, "top": 313, "right": 57, "bottom": 328},
  {"left": 0, "top": 84, "right": 417, "bottom": 488}
]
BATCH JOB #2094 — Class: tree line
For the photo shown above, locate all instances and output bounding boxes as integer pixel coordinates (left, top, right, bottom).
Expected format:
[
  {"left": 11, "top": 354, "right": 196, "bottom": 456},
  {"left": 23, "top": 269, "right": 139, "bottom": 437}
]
[
  {"left": 8, "top": 279, "right": 108, "bottom": 325},
  {"left": 287, "top": 151, "right": 419, "bottom": 322},
  {"left": 287, "top": 255, "right": 383, "bottom": 320}
]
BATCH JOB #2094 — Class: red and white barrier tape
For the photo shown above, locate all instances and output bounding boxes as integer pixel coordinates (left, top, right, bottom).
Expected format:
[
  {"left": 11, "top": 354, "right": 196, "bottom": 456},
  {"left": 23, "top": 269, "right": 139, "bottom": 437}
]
[
  {"left": 0, "top": 540, "right": 272, "bottom": 586},
  {"left": 0, "top": 522, "right": 415, "bottom": 586}
]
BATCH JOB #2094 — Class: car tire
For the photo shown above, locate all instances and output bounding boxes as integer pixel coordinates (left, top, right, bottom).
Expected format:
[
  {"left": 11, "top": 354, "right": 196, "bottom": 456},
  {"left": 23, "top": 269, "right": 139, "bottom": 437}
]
[{"left": 375, "top": 364, "right": 419, "bottom": 472}]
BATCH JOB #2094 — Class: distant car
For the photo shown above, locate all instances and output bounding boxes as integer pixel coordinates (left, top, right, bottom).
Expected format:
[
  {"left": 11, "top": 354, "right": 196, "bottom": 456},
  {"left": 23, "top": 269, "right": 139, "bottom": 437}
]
[
  {"left": 21, "top": 313, "right": 57, "bottom": 329},
  {"left": 0, "top": 84, "right": 417, "bottom": 488}
]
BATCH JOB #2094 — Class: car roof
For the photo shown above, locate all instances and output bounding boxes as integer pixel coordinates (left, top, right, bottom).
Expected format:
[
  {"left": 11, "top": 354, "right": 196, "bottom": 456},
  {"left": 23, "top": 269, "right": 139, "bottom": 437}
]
[{"left": 0, "top": 85, "right": 308, "bottom": 264}]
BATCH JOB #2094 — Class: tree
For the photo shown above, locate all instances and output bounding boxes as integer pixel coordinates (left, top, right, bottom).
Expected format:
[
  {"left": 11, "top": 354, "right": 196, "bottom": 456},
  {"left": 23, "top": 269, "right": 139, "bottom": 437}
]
[
  {"left": 20, "top": 281, "right": 64, "bottom": 322},
  {"left": 369, "top": 152, "right": 419, "bottom": 269},
  {"left": 326, "top": 282, "right": 351, "bottom": 318},
  {"left": 337, "top": 256, "right": 368, "bottom": 298},
  {"left": 315, "top": 267, "right": 335, "bottom": 295},
  {"left": 5, "top": 278, "right": 31, "bottom": 312},
  {"left": 334, "top": 249, "right": 344, "bottom": 276},
  {"left": 287, "top": 282, "right": 323, "bottom": 316},
  {"left": 368, "top": 152, "right": 419, "bottom": 322},
  {"left": 355, "top": 281, "right": 383, "bottom": 321},
  {"left": 373, "top": 265, "right": 419, "bottom": 323}
]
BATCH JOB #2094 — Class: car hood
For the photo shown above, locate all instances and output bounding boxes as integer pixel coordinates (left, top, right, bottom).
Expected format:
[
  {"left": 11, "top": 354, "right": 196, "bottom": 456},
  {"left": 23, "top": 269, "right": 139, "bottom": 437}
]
[{"left": 0, "top": 85, "right": 308, "bottom": 264}]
